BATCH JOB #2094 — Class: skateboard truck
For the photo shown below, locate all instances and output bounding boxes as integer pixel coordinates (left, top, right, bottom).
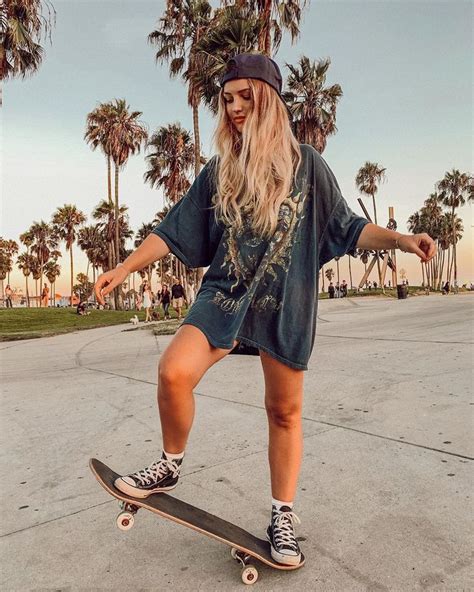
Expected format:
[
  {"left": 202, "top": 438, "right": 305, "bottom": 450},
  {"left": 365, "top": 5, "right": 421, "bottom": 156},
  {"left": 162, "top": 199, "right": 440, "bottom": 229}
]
[
  {"left": 230, "top": 548, "right": 259, "bottom": 584},
  {"left": 117, "top": 501, "right": 139, "bottom": 531}
]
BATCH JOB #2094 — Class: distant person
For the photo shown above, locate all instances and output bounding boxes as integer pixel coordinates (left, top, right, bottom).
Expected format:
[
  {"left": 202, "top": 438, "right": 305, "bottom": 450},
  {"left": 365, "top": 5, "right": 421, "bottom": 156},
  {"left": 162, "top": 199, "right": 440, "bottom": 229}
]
[
  {"left": 41, "top": 283, "right": 49, "bottom": 307},
  {"left": 442, "top": 281, "right": 450, "bottom": 295},
  {"left": 4, "top": 284, "right": 13, "bottom": 308},
  {"left": 171, "top": 278, "right": 186, "bottom": 321},
  {"left": 328, "top": 282, "right": 335, "bottom": 299},
  {"left": 160, "top": 284, "right": 171, "bottom": 319},
  {"left": 76, "top": 301, "right": 89, "bottom": 315},
  {"left": 141, "top": 280, "right": 153, "bottom": 323},
  {"left": 341, "top": 280, "right": 348, "bottom": 297}
]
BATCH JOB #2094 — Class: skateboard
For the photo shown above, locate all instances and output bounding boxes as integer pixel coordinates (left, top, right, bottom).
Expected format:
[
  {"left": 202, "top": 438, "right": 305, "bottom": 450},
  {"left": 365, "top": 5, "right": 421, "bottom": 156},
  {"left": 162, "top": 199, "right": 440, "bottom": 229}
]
[{"left": 90, "top": 458, "right": 305, "bottom": 585}]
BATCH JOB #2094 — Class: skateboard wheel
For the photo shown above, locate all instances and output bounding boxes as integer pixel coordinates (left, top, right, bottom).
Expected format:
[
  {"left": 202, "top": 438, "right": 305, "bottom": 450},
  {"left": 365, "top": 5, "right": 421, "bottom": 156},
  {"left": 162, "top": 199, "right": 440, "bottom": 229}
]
[
  {"left": 116, "top": 511, "right": 135, "bottom": 531},
  {"left": 241, "top": 566, "right": 258, "bottom": 585}
]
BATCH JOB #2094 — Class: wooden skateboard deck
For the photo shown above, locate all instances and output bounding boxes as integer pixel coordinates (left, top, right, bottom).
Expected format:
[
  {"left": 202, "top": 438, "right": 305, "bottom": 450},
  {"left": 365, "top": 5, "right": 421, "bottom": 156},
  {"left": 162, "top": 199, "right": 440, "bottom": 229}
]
[{"left": 90, "top": 458, "right": 304, "bottom": 584}]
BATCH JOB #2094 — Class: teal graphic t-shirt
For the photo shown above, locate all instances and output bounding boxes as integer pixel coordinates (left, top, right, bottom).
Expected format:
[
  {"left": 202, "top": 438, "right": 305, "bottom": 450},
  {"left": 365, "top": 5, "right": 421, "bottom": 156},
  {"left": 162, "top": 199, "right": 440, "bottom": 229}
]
[{"left": 152, "top": 144, "right": 370, "bottom": 370}]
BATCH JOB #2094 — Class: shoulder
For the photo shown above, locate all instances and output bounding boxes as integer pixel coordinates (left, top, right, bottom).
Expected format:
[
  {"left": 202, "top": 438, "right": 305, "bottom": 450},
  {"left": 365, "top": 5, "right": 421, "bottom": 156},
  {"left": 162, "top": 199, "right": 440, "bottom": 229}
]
[{"left": 298, "top": 143, "right": 324, "bottom": 165}]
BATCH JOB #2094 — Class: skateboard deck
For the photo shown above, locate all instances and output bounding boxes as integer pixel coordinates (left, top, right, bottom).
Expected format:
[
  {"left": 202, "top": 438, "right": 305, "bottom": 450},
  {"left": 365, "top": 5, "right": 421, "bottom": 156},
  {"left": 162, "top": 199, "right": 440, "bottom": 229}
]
[{"left": 90, "top": 458, "right": 304, "bottom": 584}]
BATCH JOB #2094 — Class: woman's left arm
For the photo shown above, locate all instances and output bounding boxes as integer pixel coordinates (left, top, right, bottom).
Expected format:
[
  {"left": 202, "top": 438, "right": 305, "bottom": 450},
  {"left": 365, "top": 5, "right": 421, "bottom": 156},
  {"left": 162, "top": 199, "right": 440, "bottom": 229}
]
[{"left": 357, "top": 223, "right": 437, "bottom": 263}]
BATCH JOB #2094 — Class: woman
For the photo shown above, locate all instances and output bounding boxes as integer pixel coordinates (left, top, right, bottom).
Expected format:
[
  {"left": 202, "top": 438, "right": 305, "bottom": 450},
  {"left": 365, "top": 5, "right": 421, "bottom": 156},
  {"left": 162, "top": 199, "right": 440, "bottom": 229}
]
[
  {"left": 41, "top": 283, "right": 50, "bottom": 307},
  {"left": 4, "top": 284, "right": 13, "bottom": 308},
  {"left": 142, "top": 280, "right": 152, "bottom": 322},
  {"left": 95, "top": 53, "right": 436, "bottom": 566},
  {"left": 160, "top": 284, "right": 171, "bottom": 320}
]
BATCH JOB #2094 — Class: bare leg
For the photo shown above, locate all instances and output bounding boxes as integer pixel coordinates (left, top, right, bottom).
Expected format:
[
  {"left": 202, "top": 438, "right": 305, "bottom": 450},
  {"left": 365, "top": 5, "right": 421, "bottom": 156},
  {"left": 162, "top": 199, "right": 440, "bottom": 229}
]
[
  {"left": 158, "top": 325, "right": 238, "bottom": 453},
  {"left": 260, "top": 350, "right": 304, "bottom": 502}
]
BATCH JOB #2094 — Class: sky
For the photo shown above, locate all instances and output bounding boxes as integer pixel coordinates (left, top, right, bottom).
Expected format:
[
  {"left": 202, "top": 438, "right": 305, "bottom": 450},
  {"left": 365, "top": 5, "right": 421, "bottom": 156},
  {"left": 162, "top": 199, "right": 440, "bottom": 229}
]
[{"left": 3, "top": 0, "right": 473, "bottom": 294}]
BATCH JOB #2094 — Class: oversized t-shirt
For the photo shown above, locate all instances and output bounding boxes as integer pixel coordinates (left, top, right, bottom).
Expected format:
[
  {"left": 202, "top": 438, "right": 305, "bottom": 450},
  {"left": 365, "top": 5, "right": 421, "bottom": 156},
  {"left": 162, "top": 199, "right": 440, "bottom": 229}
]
[{"left": 152, "top": 144, "right": 370, "bottom": 371}]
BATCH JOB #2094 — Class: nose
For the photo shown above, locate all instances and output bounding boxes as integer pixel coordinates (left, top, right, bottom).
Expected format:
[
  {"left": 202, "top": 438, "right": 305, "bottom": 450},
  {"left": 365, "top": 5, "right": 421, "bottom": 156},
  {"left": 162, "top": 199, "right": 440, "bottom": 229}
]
[{"left": 231, "top": 98, "right": 245, "bottom": 114}]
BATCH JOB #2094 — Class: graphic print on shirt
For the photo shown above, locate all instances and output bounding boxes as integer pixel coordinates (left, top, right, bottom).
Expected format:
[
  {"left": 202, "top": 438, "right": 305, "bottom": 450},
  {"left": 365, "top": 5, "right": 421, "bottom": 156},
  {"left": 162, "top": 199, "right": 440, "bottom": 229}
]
[{"left": 209, "top": 188, "right": 307, "bottom": 316}]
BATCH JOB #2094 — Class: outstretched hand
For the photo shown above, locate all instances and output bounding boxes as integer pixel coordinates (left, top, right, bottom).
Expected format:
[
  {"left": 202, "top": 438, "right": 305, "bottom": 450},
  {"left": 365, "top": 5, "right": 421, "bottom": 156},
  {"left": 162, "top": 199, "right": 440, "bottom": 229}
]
[
  {"left": 95, "top": 266, "right": 130, "bottom": 305},
  {"left": 398, "top": 233, "right": 437, "bottom": 263}
]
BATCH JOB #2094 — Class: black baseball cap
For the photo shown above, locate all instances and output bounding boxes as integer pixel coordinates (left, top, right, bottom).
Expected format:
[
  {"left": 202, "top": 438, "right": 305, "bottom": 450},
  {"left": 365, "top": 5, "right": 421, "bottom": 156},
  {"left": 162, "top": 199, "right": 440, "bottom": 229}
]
[{"left": 219, "top": 53, "right": 290, "bottom": 114}]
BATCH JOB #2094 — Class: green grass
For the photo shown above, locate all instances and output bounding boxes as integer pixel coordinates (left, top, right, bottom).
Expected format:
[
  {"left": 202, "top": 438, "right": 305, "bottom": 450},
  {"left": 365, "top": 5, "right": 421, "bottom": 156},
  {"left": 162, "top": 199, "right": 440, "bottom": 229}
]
[
  {"left": 1, "top": 287, "right": 468, "bottom": 341},
  {"left": 0, "top": 306, "right": 188, "bottom": 341}
]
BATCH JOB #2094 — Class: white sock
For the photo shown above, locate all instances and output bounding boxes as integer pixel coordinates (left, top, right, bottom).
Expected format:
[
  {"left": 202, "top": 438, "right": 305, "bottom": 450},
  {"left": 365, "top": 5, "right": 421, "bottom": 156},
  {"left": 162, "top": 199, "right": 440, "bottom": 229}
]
[
  {"left": 272, "top": 497, "right": 294, "bottom": 511},
  {"left": 163, "top": 449, "right": 185, "bottom": 460}
]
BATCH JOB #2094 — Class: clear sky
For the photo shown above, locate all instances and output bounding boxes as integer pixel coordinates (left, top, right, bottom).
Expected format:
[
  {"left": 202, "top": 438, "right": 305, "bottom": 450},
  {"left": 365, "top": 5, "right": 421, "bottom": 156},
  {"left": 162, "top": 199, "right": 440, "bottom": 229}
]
[{"left": 3, "top": 0, "right": 473, "bottom": 294}]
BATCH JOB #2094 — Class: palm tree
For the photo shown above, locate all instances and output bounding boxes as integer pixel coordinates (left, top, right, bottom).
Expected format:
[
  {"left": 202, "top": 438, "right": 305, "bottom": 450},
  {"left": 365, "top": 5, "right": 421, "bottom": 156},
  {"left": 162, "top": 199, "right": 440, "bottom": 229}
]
[
  {"left": 436, "top": 169, "right": 473, "bottom": 286},
  {"left": 0, "top": 0, "right": 56, "bottom": 85},
  {"left": 17, "top": 251, "right": 36, "bottom": 307},
  {"left": 0, "top": 239, "right": 19, "bottom": 284},
  {"left": 31, "top": 256, "right": 41, "bottom": 305},
  {"left": 144, "top": 124, "right": 194, "bottom": 204},
  {"left": 148, "top": 1, "right": 215, "bottom": 178},
  {"left": 84, "top": 102, "right": 118, "bottom": 272},
  {"left": 51, "top": 204, "right": 86, "bottom": 305},
  {"left": 355, "top": 162, "right": 387, "bottom": 290},
  {"left": 25, "top": 220, "right": 58, "bottom": 304},
  {"left": 222, "top": 0, "right": 308, "bottom": 56},
  {"left": 92, "top": 199, "right": 132, "bottom": 307},
  {"left": 145, "top": 124, "right": 199, "bottom": 291},
  {"left": 44, "top": 258, "right": 60, "bottom": 306},
  {"left": 283, "top": 56, "right": 343, "bottom": 153},
  {"left": 77, "top": 224, "right": 103, "bottom": 288},
  {"left": 0, "top": 252, "right": 10, "bottom": 304},
  {"left": 134, "top": 223, "right": 156, "bottom": 285},
  {"left": 107, "top": 99, "right": 147, "bottom": 272}
]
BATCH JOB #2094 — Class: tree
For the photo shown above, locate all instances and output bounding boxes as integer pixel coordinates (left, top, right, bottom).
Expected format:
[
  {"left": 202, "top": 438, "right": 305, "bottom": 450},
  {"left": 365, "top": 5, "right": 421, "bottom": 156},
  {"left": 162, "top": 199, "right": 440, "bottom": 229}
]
[
  {"left": 73, "top": 272, "right": 94, "bottom": 302},
  {"left": 222, "top": 0, "right": 308, "bottom": 56},
  {"left": 84, "top": 102, "right": 117, "bottom": 271},
  {"left": 436, "top": 169, "right": 473, "bottom": 286},
  {"left": 148, "top": 0, "right": 214, "bottom": 179},
  {"left": 0, "top": 0, "right": 56, "bottom": 84},
  {"left": 17, "top": 251, "right": 36, "bottom": 307},
  {"left": 355, "top": 162, "right": 387, "bottom": 290},
  {"left": 44, "top": 258, "right": 60, "bottom": 306},
  {"left": 51, "top": 205, "right": 86, "bottom": 305},
  {"left": 107, "top": 99, "right": 148, "bottom": 267},
  {"left": 283, "top": 56, "right": 342, "bottom": 153},
  {"left": 24, "top": 221, "right": 58, "bottom": 304}
]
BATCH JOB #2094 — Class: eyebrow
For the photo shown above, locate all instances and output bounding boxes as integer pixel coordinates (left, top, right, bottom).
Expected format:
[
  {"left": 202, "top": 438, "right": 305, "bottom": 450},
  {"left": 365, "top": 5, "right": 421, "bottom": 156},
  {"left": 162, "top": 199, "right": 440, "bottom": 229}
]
[{"left": 223, "top": 88, "right": 251, "bottom": 96}]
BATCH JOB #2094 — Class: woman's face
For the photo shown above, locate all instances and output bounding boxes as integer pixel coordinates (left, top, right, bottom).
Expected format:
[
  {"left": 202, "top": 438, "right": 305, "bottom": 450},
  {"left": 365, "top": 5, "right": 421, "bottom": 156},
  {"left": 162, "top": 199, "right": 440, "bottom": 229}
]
[{"left": 223, "top": 79, "right": 253, "bottom": 133}]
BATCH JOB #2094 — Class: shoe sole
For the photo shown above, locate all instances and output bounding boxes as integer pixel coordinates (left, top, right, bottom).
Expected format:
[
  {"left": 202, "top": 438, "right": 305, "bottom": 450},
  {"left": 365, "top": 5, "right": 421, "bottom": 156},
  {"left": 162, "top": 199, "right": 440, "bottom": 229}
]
[
  {"left": 114, "top": 478, "right": 178, "bottom": 498},
  {"left": 266, "top": 533, "right": 301, "bottom": 566}
]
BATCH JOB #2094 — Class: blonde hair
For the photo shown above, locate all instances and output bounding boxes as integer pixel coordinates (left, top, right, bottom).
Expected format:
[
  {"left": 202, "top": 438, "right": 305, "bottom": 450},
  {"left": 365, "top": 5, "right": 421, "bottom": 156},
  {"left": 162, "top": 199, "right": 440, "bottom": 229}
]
[{"left": 210, "top": 78, "right": 302, "bottom": 240}]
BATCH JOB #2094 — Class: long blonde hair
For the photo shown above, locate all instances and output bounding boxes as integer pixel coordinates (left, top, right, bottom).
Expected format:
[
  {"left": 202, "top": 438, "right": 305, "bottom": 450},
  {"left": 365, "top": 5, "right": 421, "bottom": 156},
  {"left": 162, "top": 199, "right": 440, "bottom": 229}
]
[{"left": 210, "top": 78, "right": 302, "bottom": 240}]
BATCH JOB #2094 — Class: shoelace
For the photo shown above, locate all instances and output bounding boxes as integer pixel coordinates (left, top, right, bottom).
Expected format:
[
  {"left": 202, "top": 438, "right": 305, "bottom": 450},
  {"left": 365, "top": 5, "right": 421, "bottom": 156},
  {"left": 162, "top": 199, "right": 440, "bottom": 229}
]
[
  {"left": 272, "top": 511, "right": 301, "bottom": 550},
  {"left": 131, "top": 458, "right": 180, "bottom": 486}
]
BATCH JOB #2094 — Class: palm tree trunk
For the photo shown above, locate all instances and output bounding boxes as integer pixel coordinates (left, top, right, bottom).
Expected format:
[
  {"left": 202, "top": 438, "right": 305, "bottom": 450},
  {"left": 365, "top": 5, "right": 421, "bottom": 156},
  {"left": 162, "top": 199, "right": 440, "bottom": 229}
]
[
  {"left": 70, "top": 247, "right": 74, "bottom": 306},
  {"left": 114, "top": 163, "right": 121, "bottom": 309},
  {"left": 451, "top": 206, "right": 457, "bottom": 286},
  {"left": 348, "top": 256, "right": 353, "bottom": 289},
  {"left": 421, "top": 261, "right": 425, "bottom": 288},
  {"left": 371, "top": 194, "right": 383, "bottom": 288},
  {"left": 107, "top": 155, "right": 112, "bottom": 204},
  {"left": 25, "top": 275, "right": 30, "bottom": 307},
  {"left": 259, "top": 0, "right": 272, "bottom": 55}
]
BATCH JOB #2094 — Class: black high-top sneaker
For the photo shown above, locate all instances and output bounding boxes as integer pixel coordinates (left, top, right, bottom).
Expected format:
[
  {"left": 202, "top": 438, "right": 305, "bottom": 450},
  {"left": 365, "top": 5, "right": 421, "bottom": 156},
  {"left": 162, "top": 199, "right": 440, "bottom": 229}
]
[
  {"left": 114, "top": 452, "right": 183, "bottom": 498},
  {"left": 266, "top": 505, "right": 302, "bottom": 565}
]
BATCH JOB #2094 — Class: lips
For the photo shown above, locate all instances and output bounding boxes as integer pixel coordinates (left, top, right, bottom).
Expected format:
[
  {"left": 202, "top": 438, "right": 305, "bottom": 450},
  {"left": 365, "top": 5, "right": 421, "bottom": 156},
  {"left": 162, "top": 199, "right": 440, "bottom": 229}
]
[{"left": 234, "top": 117, "right": 245, "bottom": 123}]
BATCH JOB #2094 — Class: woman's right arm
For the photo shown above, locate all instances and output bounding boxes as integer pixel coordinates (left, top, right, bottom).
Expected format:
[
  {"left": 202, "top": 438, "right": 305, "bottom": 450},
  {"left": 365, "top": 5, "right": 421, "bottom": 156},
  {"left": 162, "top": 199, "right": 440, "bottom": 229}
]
[{"left": 94, "top": 234, "right": 170, "bottom": 304}]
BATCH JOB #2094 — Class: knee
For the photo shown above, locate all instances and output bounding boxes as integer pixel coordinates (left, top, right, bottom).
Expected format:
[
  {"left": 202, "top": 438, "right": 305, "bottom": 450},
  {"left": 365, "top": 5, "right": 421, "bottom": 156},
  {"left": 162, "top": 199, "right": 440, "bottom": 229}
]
[
  {"left": 265, "top": 401, "right": 301, "bottom": 428},
  {"left": 158, "top": 360, "right": 192, "bottom": 392}
]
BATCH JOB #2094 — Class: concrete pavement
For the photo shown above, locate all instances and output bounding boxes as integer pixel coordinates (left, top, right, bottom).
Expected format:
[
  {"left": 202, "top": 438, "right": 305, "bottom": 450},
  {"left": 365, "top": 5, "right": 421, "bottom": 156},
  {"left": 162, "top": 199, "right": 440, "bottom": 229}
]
[{"left": 1, "top": 293, "right": 473, "bottom": 591}]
